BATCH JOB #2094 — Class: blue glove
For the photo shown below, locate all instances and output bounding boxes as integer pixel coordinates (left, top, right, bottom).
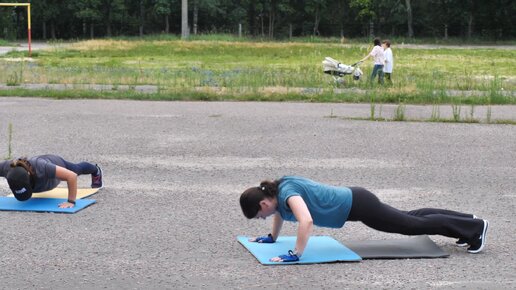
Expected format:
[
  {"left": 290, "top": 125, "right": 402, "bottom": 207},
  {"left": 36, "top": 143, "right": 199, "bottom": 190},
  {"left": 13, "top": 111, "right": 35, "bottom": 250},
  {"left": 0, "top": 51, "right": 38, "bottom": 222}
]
[
  {"left": 255, "top": 234, "right": 275, "bottom": 243},
  {"left": 277, "top": 250, "right": 299, "bottom": 262}
]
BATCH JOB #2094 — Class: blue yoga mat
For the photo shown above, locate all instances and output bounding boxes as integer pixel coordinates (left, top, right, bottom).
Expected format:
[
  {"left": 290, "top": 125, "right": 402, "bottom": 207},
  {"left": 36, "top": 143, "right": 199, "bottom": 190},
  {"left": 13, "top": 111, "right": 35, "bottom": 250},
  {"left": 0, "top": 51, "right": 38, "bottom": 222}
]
[
  {"left": 0, "top": 197, "right": 96, "bottom": 213},
  {"left": 238, "top": 235, "right": 362, "bottom": 265}
]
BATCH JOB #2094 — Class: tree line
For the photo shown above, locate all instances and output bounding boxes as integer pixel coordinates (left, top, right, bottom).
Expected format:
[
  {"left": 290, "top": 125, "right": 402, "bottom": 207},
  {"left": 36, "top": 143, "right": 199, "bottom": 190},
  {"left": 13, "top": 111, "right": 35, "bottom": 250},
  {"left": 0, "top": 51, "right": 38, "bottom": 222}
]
[{"left": 1, "top": 0, "right": 515, "bottom": 40}]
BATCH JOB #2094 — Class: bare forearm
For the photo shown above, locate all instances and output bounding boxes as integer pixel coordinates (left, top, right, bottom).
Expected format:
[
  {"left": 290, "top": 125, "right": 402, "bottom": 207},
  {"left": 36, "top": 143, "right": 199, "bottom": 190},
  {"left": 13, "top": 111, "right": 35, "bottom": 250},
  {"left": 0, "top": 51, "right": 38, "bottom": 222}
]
[
  {"left": 67, "top": 176, "right": 78, "bottom": 201},
  {"left": 295, "top": 220, "right": 313, "bottom": 256},
  {"left": 271, "top": 213, "right": 284, "bottom": 240},
  {"left": 55, "top": 166, "right": 79, "bottom": 208}
]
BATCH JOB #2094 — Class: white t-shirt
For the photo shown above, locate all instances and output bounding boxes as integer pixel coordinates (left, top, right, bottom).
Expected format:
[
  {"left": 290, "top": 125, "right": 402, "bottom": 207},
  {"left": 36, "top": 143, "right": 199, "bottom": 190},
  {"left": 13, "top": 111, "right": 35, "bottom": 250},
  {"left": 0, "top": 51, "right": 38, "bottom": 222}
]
[
  {"left": 369, "top": 45, "right": 385, "bottom": 65},
  {"left": 384, "top": 47, "right": 393, "bottom": 73}
]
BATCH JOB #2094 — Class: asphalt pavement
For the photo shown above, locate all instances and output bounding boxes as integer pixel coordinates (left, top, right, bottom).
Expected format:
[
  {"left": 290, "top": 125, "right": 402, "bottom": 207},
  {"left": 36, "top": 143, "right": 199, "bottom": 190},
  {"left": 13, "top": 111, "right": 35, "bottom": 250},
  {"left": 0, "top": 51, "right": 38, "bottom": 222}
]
[{"left": 0, "top": 97, "right": 515, "bottom": 289}]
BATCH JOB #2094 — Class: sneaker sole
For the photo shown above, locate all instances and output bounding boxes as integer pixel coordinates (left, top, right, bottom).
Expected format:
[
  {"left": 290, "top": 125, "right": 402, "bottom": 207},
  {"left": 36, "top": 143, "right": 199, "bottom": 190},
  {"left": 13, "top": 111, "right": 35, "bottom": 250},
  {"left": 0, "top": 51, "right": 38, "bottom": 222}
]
[
  {"left": 456, "top": 215, "right": 478, "bottom": 247},
  {"left": 468, "top": 219, "right": 489, "bottom": 254}
]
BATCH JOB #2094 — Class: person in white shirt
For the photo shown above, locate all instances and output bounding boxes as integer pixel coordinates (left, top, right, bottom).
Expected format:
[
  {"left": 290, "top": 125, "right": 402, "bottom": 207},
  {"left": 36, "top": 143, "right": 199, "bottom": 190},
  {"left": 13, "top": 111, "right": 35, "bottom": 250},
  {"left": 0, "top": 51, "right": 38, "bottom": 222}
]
[
  {"left": 382, "top": 39, "right": 394, "bottom": 84},
  {"left": 359, "top": 38, "right": 385, "bottom": 85}
]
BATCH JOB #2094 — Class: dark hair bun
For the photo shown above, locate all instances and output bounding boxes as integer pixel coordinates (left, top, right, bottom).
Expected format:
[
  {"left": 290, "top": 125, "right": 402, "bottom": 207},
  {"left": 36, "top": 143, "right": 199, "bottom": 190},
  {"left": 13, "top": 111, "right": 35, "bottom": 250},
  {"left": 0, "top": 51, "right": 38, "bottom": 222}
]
[{"left": 259, "top": 180, "right": 278, "bottom": 197}]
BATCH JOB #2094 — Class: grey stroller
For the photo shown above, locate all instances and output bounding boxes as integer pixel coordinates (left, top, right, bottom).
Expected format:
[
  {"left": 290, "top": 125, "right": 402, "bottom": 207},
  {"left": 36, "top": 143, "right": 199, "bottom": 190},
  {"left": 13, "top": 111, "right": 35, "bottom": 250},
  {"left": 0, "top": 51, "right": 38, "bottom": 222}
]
[{"left": 322, "top": 57, "right": 363, "bottom": 83}]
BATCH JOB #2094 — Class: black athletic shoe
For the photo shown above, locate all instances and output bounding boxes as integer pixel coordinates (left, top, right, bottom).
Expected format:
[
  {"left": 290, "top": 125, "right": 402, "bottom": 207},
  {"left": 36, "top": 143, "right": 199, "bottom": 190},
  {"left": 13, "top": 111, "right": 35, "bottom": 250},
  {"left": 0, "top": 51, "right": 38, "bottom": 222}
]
[
  {"left": 456, "top": 215, "right": 477, "bottom": 247},
  {"left": 468, "top": 219, "right": 489, "bottom": 254},
  {"left": 455, "top": 238, "right": 469, "bottom": 247}
]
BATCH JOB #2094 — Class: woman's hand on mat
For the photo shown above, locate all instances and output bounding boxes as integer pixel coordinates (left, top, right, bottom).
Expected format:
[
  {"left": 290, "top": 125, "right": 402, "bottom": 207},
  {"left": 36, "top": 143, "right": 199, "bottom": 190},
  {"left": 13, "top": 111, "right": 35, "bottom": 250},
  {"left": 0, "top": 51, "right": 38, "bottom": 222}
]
[
  {"left": 269, "top": 250, "right": 299, "bottom": 262},
  {"left": 58, "top": 201, "right": 75, "bottom": 208},
  {"left": 250, "top": 234, "right": 275, "bottom": 243}
]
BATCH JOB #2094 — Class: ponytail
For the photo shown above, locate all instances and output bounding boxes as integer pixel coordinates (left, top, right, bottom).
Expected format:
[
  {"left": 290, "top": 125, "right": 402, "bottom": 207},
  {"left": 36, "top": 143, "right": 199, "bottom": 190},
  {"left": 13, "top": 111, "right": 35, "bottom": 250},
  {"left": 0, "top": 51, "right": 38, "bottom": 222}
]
[{"left": 10, "top": 157, "right": 35, "bottom": 186}]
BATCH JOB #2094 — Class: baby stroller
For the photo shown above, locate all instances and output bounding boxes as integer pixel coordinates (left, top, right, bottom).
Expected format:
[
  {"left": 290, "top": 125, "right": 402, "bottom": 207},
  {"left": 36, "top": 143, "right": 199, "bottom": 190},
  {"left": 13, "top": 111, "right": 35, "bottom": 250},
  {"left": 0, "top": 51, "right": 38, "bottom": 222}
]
[{"left": 322, "top": 57, "right": 363, "bottom": 83}]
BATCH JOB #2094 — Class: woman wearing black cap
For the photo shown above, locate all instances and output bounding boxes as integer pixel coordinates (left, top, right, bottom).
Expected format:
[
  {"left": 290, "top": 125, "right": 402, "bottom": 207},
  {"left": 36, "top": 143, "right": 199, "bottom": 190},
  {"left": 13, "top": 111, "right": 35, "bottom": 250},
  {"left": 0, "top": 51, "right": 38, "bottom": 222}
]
[{"left": 0, "top": 154, "right": 103, "bottom": 208}]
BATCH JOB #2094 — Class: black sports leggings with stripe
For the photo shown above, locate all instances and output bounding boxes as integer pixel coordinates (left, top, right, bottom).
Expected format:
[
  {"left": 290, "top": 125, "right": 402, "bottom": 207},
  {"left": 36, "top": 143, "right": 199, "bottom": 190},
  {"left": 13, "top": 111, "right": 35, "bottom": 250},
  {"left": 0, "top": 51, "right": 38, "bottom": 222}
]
[{"left": 347, "top": 187, "right": 483, "bottom": 240}]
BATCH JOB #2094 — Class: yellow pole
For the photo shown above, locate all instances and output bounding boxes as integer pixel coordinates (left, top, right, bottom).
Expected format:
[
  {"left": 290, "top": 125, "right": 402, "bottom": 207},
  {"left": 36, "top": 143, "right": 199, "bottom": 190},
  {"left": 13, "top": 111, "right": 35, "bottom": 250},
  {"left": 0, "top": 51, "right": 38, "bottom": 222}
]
[
  {"left": 0, "top": 3, "right": 30, "bottom": 6},
  {"left": 0, "top": 3, "right": 32, "bottom": 56},
  {"left": 27, "top": 4, "right": 32, "bottom": 56}
]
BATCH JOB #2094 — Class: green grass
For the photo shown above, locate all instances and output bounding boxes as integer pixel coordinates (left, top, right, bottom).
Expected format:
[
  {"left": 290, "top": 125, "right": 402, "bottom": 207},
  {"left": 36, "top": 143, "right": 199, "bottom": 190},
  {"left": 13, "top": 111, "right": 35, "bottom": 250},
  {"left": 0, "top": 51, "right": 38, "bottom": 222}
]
[
  {"left": 0, "top": 38, "right": 11, "bottom": 46},
  {"left": 1, "top": 36, "right": 515, "bottom": 104},
  {"left": 109, "top": 34, "right": 516, "bottom": 45},
  {"left": 343, "top": 115, "right": 516, "bottom": 125}
]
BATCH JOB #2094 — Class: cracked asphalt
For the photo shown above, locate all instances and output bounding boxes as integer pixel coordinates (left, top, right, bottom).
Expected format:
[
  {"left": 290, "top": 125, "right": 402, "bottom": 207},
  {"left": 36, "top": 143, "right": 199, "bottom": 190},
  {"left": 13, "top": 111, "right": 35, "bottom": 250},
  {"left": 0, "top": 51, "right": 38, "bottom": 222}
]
[{"left": 0, "top": 97, "right": 515, "bottom": 289}]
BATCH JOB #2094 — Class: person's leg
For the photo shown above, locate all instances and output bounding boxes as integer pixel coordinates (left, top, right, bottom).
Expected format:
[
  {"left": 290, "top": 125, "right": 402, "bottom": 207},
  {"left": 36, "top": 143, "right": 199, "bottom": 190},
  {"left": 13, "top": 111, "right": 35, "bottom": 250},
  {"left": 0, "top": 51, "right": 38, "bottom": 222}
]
[
  {"left": 405, "top": 208, "right": 478, "bottom": 247},
  {"left": 385, "top": 72, "right": 392, "bottom": 84},
  {"left": 348, "top": 187, "right": 484, "bottom": 240},
  {"left": 62, "top": 160, "right": 98, "bottom": 175},
  {"left": 62, "top": 159, "right": 103, "bottom": 188},
  {"left": 370, "top": 65, "right": 379, "bottom": 83},
  {"left": 378, "top": 65, "right": 384, "bottom": 85},
  {"left": 405, "top": 208, "right": 474, "bottom": 219}
]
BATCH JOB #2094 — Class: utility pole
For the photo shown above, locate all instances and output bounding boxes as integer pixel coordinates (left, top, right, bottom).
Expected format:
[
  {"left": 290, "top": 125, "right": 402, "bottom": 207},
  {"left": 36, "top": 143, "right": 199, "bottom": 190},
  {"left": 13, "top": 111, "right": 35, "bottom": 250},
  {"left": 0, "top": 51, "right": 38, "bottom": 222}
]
[{"left": 181, "top": 0, "right": 189, "bottom": 39}]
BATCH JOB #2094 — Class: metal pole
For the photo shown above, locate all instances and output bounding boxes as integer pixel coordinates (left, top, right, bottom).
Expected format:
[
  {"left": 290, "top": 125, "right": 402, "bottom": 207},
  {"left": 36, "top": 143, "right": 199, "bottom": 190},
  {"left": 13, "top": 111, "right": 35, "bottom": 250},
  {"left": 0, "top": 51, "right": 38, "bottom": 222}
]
[
  {"left": 181, "top": 0, "right": 188, "bottom": 39},
  {"left": 0, "top": 3, "right": 31, "bottom": 56},
  {"left": 27, "top": 3, "right": 32, "bottom": 57}
]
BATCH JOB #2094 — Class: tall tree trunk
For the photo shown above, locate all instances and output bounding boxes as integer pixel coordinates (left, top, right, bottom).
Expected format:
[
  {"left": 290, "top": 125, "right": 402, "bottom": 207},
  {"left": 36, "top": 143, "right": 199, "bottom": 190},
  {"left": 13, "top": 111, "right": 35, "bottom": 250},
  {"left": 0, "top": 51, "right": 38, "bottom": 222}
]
[
  {"left": 90, "top": 23, "right": 95, "bottom": 39},
  {"left": 42, "top": 21, "right": 47, "bottom": 40},
  {"left": 466, "top": 0, "right": 476, "bottom": 39},
  {"left": 268, "top": 1, "right": 275, "bottom": 38},
  {"left": 139, "top": 0, "right": 145, "bottom": 36},
  {"left": 50, "top": 21, "right": 56, "bottom": 39},
  {"left": 313, "top": 4, "right": 320, "bottom": 36},
  {"left": 165, "top": 15, "right": 170, "bottom": 33},
  {"left": 270, "top": 15, "right": 275, "bottom": 38},
  {"left": 405, "top": 0, "right": 413, "bottom": 37},
  {"left": 248, "top": 2, "right": 256, "bottom": 36},
  {"left": 106, "top": 5, "right": 112, "bottom": 37},
  {"left": 193, "top": 0, "right": 198, "bottom": 35},
  {"left": 261, "top": 13, "right": 264, "bottom": 37},
  {"left": 467, "top": 12, "right": 474, "bottom": 38},
  {"left": 181, "top": 0, "right": 189, "bottom": 39}
]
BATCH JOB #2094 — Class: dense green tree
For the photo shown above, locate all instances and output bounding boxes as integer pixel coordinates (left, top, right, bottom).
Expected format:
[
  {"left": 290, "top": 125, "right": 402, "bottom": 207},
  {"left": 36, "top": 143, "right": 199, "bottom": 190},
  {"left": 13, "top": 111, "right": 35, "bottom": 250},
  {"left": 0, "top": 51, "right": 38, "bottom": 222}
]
[
  {"left": 304, "top": 0, "right": 326, "bottom": 36},
  {"left": 1, "top": 0, "right": 515, "bottom": 40},
  {"left": 350, "top": 0, "right": 375, "bottom": 36},
  {"left": 32, "top": 0, "right": 61, "bottom": 39},
  {"left": 69, "top": 0, "right": 102, "bottom": 38}
]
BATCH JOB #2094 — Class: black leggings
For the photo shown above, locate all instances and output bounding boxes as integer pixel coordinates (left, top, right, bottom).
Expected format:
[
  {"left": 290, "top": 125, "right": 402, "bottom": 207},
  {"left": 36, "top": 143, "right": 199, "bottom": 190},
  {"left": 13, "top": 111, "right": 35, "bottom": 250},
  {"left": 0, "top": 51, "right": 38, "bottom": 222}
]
[
  {"left": 58, "top": 157, "right": 98, "bottom": 176},
  {"left": 348, "top": 187, "right": 484, "bottom": 240}
]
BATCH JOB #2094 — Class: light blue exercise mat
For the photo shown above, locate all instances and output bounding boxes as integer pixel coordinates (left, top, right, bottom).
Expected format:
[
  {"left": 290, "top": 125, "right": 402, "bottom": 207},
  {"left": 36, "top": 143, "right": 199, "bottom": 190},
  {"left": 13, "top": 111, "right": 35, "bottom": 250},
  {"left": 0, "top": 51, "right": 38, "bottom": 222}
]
[
  {"left": 238, "top": 235, "right": 362, "bottom": 265},
  {"left": 0, "top": 197, "right": 96, "bottom": 213}
]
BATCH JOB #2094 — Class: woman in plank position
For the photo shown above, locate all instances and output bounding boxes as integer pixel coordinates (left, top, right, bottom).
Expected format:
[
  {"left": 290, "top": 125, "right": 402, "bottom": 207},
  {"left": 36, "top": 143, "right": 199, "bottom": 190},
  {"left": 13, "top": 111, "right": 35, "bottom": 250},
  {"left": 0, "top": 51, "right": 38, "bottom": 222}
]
[
  {"left": 1, "top": 155, "right": 103, "bottom": 208},
  {"left": 240, "top": 176, "right": 488, "bottom": 262}
]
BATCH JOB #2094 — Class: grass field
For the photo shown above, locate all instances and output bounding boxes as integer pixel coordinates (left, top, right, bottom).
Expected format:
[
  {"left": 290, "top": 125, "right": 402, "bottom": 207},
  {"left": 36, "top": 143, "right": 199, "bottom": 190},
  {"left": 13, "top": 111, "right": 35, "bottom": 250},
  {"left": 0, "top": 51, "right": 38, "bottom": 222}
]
[{"left": 1, "top": 36, "right": 515, "bottom": 104}]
